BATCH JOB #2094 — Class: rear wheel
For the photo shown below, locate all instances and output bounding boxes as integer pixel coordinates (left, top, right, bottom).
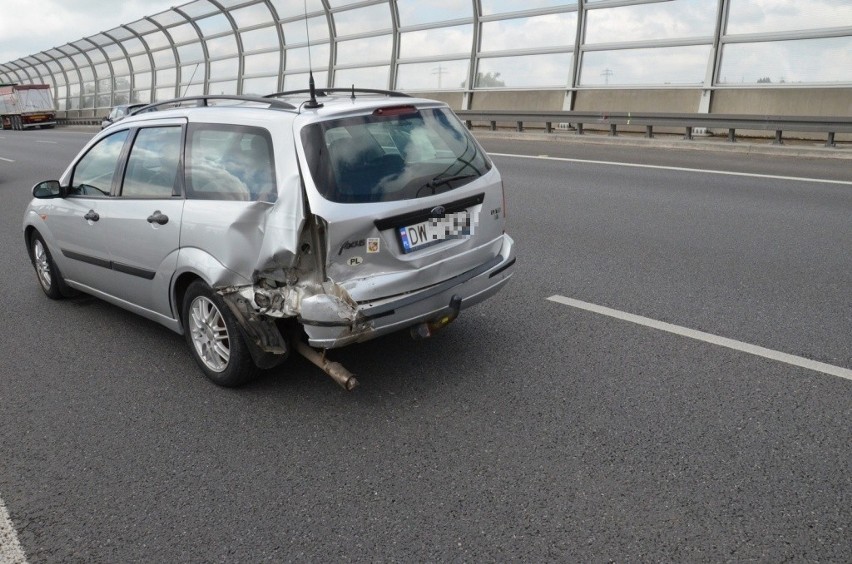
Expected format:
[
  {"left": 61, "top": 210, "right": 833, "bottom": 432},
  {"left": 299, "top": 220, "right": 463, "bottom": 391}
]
[
  {"left": 30, "top": 232, "right": 63, "bottom": 299},
  {"left": 182, "top": 280, "right": 259, "bottom": 387}
]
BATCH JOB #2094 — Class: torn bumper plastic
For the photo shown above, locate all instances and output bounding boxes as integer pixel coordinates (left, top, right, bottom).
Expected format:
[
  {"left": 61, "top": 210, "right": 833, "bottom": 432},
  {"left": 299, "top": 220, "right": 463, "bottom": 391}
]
[{"left": 301, "top": 234, "right": 515, "bottom": 348}]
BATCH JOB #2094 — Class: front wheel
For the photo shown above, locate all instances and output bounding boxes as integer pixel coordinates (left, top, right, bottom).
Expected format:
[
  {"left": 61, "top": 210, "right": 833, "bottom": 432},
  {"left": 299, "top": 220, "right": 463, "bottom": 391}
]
[
  {"left": 182, "top": 280, "right": 259, "bottom": 387},
  {"left": 30, "top": 232, "right": 64, "bottom": 299}
]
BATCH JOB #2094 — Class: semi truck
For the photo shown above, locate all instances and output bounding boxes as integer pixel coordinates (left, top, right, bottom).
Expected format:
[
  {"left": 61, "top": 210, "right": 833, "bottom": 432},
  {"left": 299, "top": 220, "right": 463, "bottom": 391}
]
[{"left": 0, "top": 84, "right": 56, "bottom": 130}]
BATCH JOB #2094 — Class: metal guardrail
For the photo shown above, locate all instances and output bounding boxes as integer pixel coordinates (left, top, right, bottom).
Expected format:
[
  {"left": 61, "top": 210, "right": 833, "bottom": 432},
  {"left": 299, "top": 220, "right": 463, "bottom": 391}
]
[
  {"left": 57, "top": 118, "right": 101, "bottom": 127},
  {"left": 456, "top": 110, "right": 852, "bottom": 148},
  {"left": 59, "top": 111, "right": 851, "bottom": 148}
]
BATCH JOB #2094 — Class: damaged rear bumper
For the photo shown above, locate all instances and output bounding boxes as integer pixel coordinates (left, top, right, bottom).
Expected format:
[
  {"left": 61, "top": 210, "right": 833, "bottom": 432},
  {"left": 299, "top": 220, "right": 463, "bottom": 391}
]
[{"left": 300, "top": 234, "right": 515, "bottom": 348}]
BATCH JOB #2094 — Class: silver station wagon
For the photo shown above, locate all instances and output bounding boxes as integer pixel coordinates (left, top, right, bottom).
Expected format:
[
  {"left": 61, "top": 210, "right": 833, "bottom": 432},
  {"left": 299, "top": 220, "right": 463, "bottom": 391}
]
[{"left": 23, "top": 89, "right": 515, "bottom": 389}]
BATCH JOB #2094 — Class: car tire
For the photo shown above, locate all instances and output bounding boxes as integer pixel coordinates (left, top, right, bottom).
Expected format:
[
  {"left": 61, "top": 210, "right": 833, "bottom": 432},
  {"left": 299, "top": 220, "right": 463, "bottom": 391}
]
[
  {"left": 182, "top": 280, "right": 259, "bottom": 387},
  {"left": 29, "top": 232, "right": 65, "bottom": 299}
]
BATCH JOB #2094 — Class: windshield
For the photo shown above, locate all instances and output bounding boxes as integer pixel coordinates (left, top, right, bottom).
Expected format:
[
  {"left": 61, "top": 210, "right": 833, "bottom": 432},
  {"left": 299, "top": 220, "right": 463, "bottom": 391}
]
[{"left": 301, "top": 107, "right": 491, "bottom": 203}]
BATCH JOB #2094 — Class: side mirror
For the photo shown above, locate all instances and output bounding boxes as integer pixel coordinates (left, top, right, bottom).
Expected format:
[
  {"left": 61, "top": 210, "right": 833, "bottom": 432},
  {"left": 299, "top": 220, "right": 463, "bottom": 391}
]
[{"left": 32, "top": 180, "right": 64, "bottom": 199}]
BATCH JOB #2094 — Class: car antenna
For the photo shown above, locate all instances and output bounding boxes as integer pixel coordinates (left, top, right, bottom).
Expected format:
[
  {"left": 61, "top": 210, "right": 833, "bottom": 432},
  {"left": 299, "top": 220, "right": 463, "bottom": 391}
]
[
  {"left": 302, "top": 0, "right": 323, "bottom": 109},
  {"left": 182, "top": 63, "right": 200, "bottom": 97}
]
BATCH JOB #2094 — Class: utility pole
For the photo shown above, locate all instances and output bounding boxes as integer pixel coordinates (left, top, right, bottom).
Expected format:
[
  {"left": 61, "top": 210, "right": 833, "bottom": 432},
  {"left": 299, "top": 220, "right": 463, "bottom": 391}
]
[
  {"left": 601, "top": 68, "right": 613, "bottom": 85},
  {"left": 432, "top": 64, "right": 446, "bottom": 89}
]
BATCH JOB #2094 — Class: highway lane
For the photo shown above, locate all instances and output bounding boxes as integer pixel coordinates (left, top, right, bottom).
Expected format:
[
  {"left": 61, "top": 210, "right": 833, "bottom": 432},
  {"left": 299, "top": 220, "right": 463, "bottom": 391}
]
[{"left": 0, "top": 128, "right": 850, "bottom": 562}]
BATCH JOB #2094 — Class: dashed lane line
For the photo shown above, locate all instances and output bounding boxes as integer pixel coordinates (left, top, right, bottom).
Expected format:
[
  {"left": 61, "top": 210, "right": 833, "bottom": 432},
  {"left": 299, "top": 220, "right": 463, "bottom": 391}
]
[
  {"left": 0, "top": 157, "right": 14, "bottom": 163},
  {"left": 492, "top": 153, "right": 852, "bottom": 186},
  {"left": 0, "top": 495, "right": 27, "bottom": 563},
  {"left": 548, "top": 295, "right": 852, "bottom": 381}
]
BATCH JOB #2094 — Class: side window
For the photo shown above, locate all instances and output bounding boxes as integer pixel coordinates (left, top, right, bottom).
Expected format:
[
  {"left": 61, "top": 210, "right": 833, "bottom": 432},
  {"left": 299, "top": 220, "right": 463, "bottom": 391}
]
[
  {"left": 70, "top": 130, "right": 129, "bottom": 196},
  {"left": 185, "top": 125, "right": 277, "bottom": 202},
  {"left": 121, "top": 126, "right": 182, "bottom": 198}
]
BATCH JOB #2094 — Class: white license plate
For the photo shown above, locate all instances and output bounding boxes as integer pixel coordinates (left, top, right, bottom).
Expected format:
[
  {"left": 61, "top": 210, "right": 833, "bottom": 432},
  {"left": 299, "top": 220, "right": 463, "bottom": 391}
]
[{"left": 398, "top": 210, "right": 472, "bottom": 253}]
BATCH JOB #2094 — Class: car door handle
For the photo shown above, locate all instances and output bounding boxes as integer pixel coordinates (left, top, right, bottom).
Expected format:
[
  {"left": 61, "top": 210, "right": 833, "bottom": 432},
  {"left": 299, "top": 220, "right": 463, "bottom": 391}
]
[
  {"left": 146, "top": 211, "right": 169, "bottom": 225},
  {"left": 84, "top": 210, "right": 99, "bottom": 222}
]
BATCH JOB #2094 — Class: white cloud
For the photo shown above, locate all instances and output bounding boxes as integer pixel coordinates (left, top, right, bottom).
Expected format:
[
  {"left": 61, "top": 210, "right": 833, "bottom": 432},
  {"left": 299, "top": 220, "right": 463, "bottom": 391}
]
[{"left": 0, "top": 0, "right": 176, "bottom": 63}]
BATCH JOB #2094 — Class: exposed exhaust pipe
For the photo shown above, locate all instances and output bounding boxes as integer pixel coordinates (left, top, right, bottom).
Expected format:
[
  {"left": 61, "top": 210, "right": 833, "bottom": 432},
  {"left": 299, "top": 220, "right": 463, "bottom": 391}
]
[{"left": 295, "top": 341, "right": 358, "bottom": 391}]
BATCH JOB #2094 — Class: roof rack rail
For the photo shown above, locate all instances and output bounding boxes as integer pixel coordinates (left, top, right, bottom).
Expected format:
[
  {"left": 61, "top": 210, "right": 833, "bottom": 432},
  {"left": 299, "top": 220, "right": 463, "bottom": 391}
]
[
  {"left": 265, "top": 87, "right": 411, "bottom": 100},
  {"left": 129, "top": 94, "right": 297, "bottom": 115}
]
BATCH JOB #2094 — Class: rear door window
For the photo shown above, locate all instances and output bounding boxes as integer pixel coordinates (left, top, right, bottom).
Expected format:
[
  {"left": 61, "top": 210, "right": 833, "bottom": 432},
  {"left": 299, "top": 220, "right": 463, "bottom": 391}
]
[
  {"left": 300, "top": 107, "right": 491, "bottom": 203},
  {"left": 120, "top": 126, "right": 182, "bottom": 198},
  {"left": 185, "top": 124, "right": 277, "bottom": 202}
]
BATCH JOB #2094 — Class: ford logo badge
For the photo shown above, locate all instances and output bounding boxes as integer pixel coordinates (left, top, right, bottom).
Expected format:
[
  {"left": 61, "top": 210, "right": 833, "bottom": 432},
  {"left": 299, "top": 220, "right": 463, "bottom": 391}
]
[{"left": 430, "top": 206, "right": 446, "bottom": 218}]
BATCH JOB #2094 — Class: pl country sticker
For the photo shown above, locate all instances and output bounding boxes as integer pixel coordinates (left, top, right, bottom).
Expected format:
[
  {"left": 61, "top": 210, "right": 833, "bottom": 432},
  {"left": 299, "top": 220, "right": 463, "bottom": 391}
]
[
  {"left": 366, "top": 238, "right": 380, "bottom": 253},
  {"left": 348, "top": 256, "right": 363, "bottom": 266}
]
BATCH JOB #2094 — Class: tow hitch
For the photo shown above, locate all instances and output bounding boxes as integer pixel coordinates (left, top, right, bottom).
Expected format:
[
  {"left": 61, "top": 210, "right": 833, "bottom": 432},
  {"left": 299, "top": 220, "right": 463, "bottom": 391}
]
[
  {"left": 295, "top": 341, "right": 359, "bottom": 391},
  {"left": 410, "top": 295, "right": 462, "bottom": 340}
]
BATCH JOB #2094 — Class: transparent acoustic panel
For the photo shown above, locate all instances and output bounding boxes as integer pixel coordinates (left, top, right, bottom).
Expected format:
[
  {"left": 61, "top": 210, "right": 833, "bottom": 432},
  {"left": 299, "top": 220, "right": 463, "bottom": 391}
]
[
  {"left": 480, "top": 13, "right": 577, "bottom": 52},
  {"left": 580, "top": 45, "right": 712, "bottom": 86},
  {"left": 206, "top": 35, "right": 239, "bottom": 58},
  {"left": 481, "top": 0, "right": 576, "bottom": 16},
  {"left": 240, "top": 27, "right": 282, "bottom": 52},
  {"left": 156, "top": 67, "right": 177, "bottom": 86},
  {"left": 87, "top": 49, "right": 106, "bottom": 64},
  {"left": 334, "top": 65, "right": 390, "bottom": 89},
  {"left": 178, "top": 43, "right": 205, "bottom": 64},
  {"left": 285, "top": 44, "right": 331, "bottom": 71},
  {"left": 476, "top": 53, "right": 572, "bottom": 88},
  {"left": 396, "top": 0, "right": 472, "bottom": 26},
  {"left": 97, "top": 94, "right": 111, "bottom": 108},
  {"left": 242, "top": 75, "right": 278, "bottom": 95},
  {"left": 399, "top": 25, "right": 473, "bottom": 59},
  {"left": 135, "top": 72, "right": 152, "bottom": 89},
  {"left": 244, "top": 52, "right": 280, "bottom": 76},
  {"left": 271, "top": 0, "right": 324, "bottom": 19},
  {"left": 168, "top": 24, "right": 200, "bottom": 44},
  {"left": 197, "top": 14, "right": 234, "bottom": 37},
  {"left": 180, "top": 0, "right": 218, "bottom": 19},
  {"left": 103, "top": 43, "right": 124, "bottom": 61},
  {"left": 283, "top": 71, "right": 329, "bottom": 90},
  {"left": 718, "top": 37, "right": 852, "bottom": 84},
  {"left": 131, "top": 54, "right": 152, "bottom": 72},
  {"left": 208, "top": 79, "right": 238, "bottom": 95},
  {"left": 281, "top": 16, "right": 330, "bottom": 45},
  {"left": 127, "top": 19, "right": 157, "bottom": 35},
  {"left": 396, "top": 59, "right": 469, "bottom": 90},
  {"left": 180, "top": 83, "right": 205, "bottom": 96},
  {"left": 336, "top": 35, "right": 393, "bottom": 66},
  {"left": 121, "top": 38, "right": 146, "bottom": 55},
  {"left": 327, "top": 0, "right": 364, "bottom": 7},
  {"left": 94, "top": 63, "right": 110, "bottom": 79},
  {"left": 132, "top": 90, "right": 151, "bottom": 103},
  {"left": 155, "top": 86, "right": 177, "bottom": 100},
  {"left": 333, "top": 4, "right": 392, "bottom": 37},
  {"left": 180, "top": 64, "right": 205, "bottom": 85},
  {"left": 78, "top": 66, "right": 95, "bottom": 83},
  {"left": 229, "top": 3, "right": 274, "bottom": 28},
  {"left": 152, "top": 49, "right": 176, "bottom": 68},
  {"left": 111, "top": 59, "right": 130, "bottom": 76},
  {"left": 726, "top": 0, "right": 852, "bottom": 35},
  {"left": 584, "top": 0, "right": 716, "bottom": 44},
  {"left": 151, "top": 9, "right": 186, "bottom": 27},
  {"left": 209, "top": 57, "right": 240, "bottom": 81}
]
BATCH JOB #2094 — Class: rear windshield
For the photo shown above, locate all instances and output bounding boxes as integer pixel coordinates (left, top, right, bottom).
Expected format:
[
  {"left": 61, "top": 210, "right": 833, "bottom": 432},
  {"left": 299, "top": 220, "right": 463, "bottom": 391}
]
[{"left": 300, "top": 107, "right": 491, "bottom": 203}]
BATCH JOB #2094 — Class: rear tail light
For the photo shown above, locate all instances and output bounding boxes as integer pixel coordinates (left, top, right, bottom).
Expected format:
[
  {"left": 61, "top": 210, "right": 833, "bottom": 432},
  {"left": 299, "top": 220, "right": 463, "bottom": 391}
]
[{"left": 373, "top": 105, "right": 418, "bottom": 117}]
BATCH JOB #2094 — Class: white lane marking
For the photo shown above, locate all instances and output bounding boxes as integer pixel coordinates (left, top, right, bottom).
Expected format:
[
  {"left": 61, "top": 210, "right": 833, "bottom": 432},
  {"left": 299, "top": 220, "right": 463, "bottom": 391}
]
[
  {"left": 0, "top": 496, "right": 27, "bottom": 563},
  {"left": 491, "top": 153, "right": 852, "bottom": 186},
  {"left": 548, "top": 295, "right": 852, "bottom": 381},
  {"left": 0, "top": 157, "right": 14, "bottom": 163},
  {"left": 35, "top": 140, "right": 57, "bottom": 144}
]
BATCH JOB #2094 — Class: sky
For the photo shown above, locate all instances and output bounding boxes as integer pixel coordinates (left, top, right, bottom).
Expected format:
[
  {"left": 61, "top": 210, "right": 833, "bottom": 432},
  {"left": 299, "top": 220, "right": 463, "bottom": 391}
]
[{"left": 0, "top": 0, "right": 177, "bottom": 63}]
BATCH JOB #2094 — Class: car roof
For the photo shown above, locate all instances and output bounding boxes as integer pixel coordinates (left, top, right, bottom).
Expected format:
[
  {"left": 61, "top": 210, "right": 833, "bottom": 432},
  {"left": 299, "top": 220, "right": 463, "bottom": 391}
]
[{"left": 112, "top": 91, "right": 448, "bottom": 128}]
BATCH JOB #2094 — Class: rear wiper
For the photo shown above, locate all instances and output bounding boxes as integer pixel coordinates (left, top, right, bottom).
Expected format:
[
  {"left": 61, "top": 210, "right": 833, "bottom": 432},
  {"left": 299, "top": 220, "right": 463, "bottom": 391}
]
[{"left": 417, "top": 173, "right": 479, "bottom": 196}]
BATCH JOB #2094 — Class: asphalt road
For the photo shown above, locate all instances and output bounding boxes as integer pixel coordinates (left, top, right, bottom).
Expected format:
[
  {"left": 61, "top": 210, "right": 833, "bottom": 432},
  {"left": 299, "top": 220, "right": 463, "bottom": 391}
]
[{"left": 0, "top": 128, "right": 850, "bottom": 562}]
